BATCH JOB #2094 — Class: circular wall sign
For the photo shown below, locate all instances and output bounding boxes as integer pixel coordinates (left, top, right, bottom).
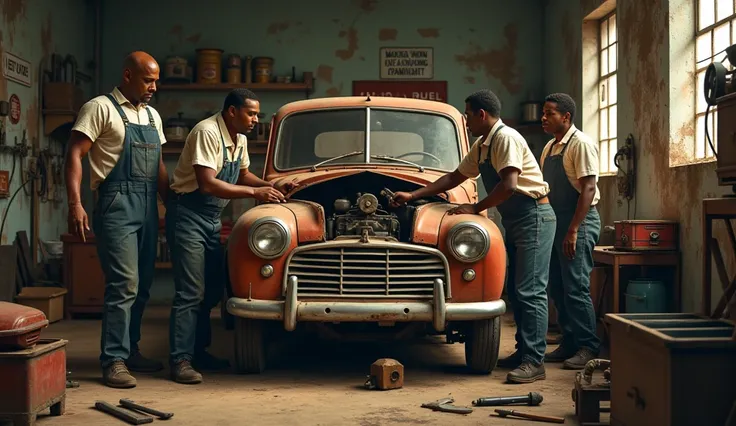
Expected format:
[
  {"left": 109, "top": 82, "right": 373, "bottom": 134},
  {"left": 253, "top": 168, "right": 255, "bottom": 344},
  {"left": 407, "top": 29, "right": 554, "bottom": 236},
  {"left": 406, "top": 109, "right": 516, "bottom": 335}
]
[{"left": 9, "top": 94, "right": 21, "bottom": 125}]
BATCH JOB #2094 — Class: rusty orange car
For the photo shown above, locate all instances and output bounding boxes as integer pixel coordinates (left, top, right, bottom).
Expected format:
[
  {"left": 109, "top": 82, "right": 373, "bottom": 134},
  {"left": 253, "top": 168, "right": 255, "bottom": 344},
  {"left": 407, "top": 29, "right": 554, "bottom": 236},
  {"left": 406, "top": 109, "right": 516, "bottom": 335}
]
[{"left": 225, "top": 95, "right": 507, "bottom": 374}]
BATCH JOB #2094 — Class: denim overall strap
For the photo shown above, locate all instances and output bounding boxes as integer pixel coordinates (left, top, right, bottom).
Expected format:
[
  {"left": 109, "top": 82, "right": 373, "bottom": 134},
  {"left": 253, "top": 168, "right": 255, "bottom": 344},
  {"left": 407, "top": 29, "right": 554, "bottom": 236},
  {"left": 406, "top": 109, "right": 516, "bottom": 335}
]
[
  {"left": 542, "top": 130, "right": 601, "bottom": 355},
  {"left": 94, "top": 94, "right": 161, "bottom": 367},
  {"left": 476, "top": 123, "right": 555, "bottom": 366},
  {"left": 166, "top": 118, "right": 244, "bottom": 364}
]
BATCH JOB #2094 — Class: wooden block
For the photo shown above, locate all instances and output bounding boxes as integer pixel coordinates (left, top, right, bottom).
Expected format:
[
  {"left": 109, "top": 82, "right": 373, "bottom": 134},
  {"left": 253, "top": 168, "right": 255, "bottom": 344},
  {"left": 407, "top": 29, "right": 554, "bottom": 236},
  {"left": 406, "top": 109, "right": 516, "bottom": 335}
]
[{"left": 367, "top": 358, "right": 404, "bottom": 390}]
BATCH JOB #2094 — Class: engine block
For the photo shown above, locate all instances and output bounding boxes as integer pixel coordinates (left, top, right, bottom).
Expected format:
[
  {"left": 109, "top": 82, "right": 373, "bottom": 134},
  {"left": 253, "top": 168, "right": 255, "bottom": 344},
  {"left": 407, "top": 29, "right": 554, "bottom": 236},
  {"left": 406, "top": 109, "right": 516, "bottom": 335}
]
[{"left": 326, "top": 192, "right": 401, "bottom": 240}]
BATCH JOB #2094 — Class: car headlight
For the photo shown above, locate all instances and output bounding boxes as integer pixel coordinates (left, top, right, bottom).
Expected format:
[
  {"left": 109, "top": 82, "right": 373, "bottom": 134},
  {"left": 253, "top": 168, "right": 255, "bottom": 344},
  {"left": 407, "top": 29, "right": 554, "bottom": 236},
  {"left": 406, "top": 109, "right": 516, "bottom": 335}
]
[
  {"left": 248, "top": 217, "right": 291, "bottom": 259},
  {"left": 446, "top": 222, "right": 490, "bottom": 263}
]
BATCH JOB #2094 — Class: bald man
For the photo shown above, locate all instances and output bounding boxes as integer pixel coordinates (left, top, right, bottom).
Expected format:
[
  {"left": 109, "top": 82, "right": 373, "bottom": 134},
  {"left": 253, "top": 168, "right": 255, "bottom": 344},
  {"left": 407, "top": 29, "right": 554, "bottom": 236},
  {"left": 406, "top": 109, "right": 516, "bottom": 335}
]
[{"left": 65, "top": 51, "right": 169, "bottom": 388}]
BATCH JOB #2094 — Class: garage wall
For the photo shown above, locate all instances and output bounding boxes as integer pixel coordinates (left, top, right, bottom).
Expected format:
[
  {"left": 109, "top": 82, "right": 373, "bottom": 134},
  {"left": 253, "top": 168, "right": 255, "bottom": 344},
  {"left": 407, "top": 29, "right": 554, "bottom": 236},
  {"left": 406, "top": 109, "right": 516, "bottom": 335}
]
[
  {"left": 544, "top": 0, "right": 735, "bottom": 312},
  {"left": 0, "top": 1, "right": 93, "bottom": 251}
]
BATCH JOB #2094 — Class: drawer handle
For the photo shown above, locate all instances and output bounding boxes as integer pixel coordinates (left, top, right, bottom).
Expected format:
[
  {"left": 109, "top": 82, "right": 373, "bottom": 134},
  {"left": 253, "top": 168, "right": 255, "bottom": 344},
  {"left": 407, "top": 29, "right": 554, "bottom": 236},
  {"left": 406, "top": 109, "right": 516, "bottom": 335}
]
[{"left": 626, "top": 386, "right": 646, "bottom": 410}]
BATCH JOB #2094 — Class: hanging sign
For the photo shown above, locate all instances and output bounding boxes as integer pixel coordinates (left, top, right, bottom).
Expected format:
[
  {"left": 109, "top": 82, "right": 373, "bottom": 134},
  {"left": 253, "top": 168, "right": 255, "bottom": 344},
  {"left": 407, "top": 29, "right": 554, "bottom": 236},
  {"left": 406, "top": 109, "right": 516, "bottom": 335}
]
[
  {"left": 379, "top": 47, "right": 434, "bottom": 80},
  {"left": 353, "top": 80, "right": 447, "bottom": 103},
  {"left": 2, "top": 51, "right": 32, "bottom": 87}
]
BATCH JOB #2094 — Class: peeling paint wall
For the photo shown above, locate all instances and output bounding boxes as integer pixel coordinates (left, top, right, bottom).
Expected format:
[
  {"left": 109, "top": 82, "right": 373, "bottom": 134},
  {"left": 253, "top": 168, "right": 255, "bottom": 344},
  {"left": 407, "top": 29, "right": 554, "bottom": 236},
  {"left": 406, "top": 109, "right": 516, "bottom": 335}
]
[
  {"left": 100, "top": 0, "right": 545, "bottom": 139},
  {"left": 545, "top": 0, "right": 733, "bottom": 312},
  {"left": 0, "top": 0, "right": 92, "bottom": 249}
]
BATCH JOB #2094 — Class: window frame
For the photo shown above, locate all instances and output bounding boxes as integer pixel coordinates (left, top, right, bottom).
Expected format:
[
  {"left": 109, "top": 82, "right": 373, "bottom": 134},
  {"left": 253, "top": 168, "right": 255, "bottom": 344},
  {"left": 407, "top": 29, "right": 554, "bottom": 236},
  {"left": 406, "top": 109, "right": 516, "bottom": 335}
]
[
  {"left": 694, "top": 0, "right": 736, "bottom": 162},
  {"left": 598, "top": 10, "right": 618, "bottom": 176}
]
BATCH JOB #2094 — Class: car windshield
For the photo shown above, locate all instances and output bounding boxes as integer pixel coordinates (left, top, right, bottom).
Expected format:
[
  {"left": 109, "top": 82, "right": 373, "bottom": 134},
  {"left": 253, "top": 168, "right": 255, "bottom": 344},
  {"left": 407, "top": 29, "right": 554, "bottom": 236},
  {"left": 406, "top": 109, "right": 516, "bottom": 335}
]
[{"left": 273, "top": 108, "right": 462, "bottom": 171}]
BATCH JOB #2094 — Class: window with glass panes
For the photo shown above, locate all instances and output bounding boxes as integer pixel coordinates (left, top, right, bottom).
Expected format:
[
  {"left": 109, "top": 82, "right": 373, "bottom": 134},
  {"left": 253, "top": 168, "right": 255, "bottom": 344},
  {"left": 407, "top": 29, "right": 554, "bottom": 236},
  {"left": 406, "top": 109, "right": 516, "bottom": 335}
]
[
  {"left": 599, "top": 12, "right": 617, "bottom": 175},
  {"left": 696, "top": 0, "right": 735, "bottom": 161}
]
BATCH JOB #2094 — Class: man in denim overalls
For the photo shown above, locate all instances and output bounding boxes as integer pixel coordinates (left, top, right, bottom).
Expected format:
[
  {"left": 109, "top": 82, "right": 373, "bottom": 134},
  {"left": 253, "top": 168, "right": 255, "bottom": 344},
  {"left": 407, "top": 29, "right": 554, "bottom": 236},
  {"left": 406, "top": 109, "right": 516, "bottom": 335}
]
[
  {"left": 540, "top": 93, "right": 601, "bottom": 370},
  {"left": 165, "top": 89, "right": 292, "bottom": 384},
  {"left": 391, "top": 89, "right": 556, "bottom": 384},
  {"left": 66, "top": 51, "right": 171, "bottom": 388}
]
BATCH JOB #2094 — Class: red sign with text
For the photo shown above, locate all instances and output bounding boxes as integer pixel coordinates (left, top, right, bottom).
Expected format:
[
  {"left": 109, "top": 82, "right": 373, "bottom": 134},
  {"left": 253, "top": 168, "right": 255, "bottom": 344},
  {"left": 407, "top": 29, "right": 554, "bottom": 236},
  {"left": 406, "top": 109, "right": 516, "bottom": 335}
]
[{"left": 352, "top": 80, "right": 447, "bottom": 103}]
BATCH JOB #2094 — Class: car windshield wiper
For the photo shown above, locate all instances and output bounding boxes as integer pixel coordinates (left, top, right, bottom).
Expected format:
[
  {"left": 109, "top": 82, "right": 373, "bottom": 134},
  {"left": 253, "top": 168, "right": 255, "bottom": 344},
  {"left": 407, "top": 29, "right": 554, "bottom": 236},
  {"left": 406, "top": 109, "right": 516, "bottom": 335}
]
[
  {"left": 310, "top": 150, "right": 364, "bottom": 171},
  {"left": 370, "top": 155, "right": 424, "bottom": 172}
]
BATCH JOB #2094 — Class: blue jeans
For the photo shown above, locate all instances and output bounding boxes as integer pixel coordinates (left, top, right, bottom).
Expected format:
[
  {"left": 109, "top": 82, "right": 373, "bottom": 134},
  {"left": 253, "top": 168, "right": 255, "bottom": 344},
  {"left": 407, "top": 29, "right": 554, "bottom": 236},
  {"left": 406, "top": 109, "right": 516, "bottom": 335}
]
[
  {"left": 165, "top": 199, "right": 225, "bottom": 364},
  {"left": 503, "top": 202, "right": 556, "bottom": 365},
  {"left": 93, "top": 189, "right": 158, "bottom": 367},
  {"left": 549, "top": 208, "right": 601, "bottom": 354}
]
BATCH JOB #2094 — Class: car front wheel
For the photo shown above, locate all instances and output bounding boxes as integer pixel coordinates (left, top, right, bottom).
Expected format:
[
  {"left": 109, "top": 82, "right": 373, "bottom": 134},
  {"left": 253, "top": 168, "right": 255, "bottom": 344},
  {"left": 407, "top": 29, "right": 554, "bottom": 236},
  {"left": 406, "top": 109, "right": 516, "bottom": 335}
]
[
  {"left": 234, "top": 317, "right": 266, "bottom": 373},
  {"left": 464, "top": 316, "right": 501, "bottom": 374}
]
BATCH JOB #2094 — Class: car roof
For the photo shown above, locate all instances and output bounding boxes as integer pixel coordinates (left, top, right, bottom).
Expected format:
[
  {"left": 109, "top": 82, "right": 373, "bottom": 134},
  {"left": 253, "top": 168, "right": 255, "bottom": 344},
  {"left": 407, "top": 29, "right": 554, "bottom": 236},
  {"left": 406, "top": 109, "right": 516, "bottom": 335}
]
[{"left": 273, "top": 96, "right": 464, "bottom": 120}]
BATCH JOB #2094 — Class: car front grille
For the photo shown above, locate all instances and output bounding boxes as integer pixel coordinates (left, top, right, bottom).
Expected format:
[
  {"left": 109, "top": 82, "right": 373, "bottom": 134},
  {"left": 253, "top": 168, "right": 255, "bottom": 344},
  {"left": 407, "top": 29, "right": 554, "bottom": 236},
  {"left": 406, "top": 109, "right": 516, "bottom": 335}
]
[{"left": 285, "top": 243, "right": 449, "bottom": 299}]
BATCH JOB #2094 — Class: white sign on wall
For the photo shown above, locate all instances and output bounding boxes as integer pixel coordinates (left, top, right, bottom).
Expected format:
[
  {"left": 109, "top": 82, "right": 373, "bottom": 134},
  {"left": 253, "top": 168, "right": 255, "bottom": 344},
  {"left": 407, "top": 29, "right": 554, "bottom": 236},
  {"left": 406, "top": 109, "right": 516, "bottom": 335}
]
[
  {"left": 379, "top": 47, "right": 434, "bottom": 80},
  {"left": 2, "top": 51, "right": 31, "bottom": 87}
]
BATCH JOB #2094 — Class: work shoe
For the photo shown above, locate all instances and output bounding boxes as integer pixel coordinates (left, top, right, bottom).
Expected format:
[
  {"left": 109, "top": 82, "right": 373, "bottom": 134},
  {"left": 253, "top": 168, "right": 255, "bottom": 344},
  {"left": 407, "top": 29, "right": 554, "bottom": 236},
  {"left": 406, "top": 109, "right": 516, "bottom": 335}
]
[
  {"left": 171, "top": 359, "right": 203, "bottom": 384},
  {"left": 126, "top": 350, "right": 164, "bottom": 373},
  {"left": 496, "top": 351, "right": 522, "bottom": 368},
  {"left": 506, "top": 361, "right": 546, "bottom": 384},
  {"left": 193, "top": 351, "right": 230, "bottom": 371},
  {"left": 103, "top": 360, "right": 137, "bottom": 389},
  {"left": 544, "top": 345, "right": 576, "bottom": 363},
  {"left": 563, "top": 347, "right": 597, "bottom": 370}
]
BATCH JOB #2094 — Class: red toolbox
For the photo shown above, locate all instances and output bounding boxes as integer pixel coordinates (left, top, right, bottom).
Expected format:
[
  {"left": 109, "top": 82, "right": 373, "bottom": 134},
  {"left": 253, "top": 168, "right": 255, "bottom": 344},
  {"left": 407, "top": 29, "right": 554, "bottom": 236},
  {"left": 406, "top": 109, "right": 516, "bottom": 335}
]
[
  {"left": 614, "top": 220, "right": 679, "bottom": 251},
  {"left": 0, "top": 302, "right": 49, "bottom": 350}
]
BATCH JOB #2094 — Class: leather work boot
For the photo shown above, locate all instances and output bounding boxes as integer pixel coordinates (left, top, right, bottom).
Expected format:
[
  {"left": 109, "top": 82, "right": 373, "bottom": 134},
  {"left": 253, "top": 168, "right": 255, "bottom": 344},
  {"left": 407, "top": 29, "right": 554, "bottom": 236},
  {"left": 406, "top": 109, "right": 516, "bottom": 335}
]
[
  {"left": 544, "top": 345, "right": 576, "bottom": 363},
  {"left": 171, "top": 359, "right": 203, "bottom": 384},
  {"left": 103, "top": 360, "right": 137, "bottom": 388},
  {"left": 506, "top": 361, "right": 546, "bottom": 384},
  {"left": 496, "top": 351, "right": 522, "bottom": 369},
  {"left": 193, "top": 351, "right": 231, "bottom": 372},
  {"left": 562, "top": 347, "right": 597, "bottom": 370},
  {"left": 126, "top": 350, "right": 164, "bottom": 373}
]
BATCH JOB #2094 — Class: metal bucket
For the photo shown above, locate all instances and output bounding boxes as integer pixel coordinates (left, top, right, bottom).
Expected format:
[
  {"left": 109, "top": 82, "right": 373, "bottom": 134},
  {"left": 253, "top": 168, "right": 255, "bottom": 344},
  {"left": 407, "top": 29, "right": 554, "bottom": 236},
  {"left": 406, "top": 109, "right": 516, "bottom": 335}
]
[{"left": 624, "top": 279, "right": 667, "bottom": 313}]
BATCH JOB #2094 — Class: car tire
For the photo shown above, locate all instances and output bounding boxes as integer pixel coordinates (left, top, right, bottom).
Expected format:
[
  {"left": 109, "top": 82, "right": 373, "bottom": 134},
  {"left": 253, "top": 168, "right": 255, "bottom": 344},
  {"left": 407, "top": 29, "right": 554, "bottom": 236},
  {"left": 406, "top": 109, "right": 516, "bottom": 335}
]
[
  {"left": 234, "top": 317, "right": 266, "bottom": 373},
  {"left": 464, "top": 316, "right": 501, "bottom": 374}
]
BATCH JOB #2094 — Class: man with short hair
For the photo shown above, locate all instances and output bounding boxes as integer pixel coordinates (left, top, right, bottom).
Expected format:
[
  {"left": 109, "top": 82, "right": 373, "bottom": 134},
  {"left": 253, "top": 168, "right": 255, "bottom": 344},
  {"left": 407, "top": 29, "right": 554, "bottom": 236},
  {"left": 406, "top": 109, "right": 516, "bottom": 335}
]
[
  {"left": 390, "top": 89, "right": 556, "bottom": 384},
  {"left": 166, "top": 88, "right": 294, "bottom": 384},
  {"left": 66, "top": 51, "right": 170, "bottom": 388},
  {"left": 540, "top": 92, "right": 602, "bottom": 370}
]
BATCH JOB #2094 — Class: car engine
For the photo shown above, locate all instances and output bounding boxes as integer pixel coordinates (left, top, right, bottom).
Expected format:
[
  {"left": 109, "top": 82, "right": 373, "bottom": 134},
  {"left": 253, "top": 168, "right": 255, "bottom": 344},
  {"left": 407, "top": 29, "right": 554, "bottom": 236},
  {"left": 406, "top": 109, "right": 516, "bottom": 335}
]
[{"left": 326, "top": 191, "right": 404, "bottom": 241}]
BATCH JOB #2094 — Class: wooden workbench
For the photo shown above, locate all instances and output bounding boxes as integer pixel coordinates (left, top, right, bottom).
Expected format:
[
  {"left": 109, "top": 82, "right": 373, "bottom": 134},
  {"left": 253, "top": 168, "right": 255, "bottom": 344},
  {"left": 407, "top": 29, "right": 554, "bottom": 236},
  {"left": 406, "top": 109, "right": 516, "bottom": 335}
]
[
  {"left": 593, "top": 246, "right": 681, "bottom": 314},
  {"left": 702, "top": 197, "right": 736, "bottom": 320}
]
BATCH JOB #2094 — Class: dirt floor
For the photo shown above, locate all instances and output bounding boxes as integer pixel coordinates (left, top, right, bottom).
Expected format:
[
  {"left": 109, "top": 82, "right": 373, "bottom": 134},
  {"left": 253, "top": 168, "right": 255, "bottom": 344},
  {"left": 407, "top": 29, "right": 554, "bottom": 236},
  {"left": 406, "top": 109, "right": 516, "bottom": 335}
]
[{"left": 15, "top": 306, "right": 610, "bottom": 426}]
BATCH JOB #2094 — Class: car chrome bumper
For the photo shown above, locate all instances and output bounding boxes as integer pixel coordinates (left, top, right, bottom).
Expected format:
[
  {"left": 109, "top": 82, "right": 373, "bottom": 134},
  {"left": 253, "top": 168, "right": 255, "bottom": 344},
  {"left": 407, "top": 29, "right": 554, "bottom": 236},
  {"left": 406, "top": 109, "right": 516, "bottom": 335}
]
[{"left": 226, "top": 276, "right": 506, "bottom": 332}]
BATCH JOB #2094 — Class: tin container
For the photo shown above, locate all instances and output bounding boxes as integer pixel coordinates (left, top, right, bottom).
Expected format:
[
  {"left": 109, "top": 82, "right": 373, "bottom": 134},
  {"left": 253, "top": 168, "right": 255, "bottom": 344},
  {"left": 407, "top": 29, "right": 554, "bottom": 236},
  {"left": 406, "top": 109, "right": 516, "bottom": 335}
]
[{"left": 196, "top": 48, "right": 224, "bottom": 84}]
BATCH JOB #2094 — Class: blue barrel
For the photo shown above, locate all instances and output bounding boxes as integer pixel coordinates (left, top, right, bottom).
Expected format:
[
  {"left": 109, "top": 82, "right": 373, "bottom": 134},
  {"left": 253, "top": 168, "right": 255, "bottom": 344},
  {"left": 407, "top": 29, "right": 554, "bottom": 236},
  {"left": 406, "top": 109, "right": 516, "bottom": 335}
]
[{"left": 624, "top": 279, "right": 667, "bottom": 313}]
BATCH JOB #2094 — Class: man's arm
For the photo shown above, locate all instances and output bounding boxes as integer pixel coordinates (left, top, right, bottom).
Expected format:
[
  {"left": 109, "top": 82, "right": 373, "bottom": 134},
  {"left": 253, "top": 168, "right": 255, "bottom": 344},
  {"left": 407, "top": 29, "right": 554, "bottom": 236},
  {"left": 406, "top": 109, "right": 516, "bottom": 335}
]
[
  {"left": 195, "top": 166, "right": 284, "bottom": 202},
  {"left": 567, "top": 176, "right": 596, "bottom": 232},
  {"left": 472, "top": 166, "right": 519, "bottom": 213},
  {"left": 237, "top": 168, "right": 272, "bottom": 187},
  {"left": 409, "top": 169, "right": 468, "bottom": 200},
  {"left": 65, "top": 131, "right": 94, "bottom": 240},
  {"left": 157, "top": 153, "right": 169, "bottom": 203}
]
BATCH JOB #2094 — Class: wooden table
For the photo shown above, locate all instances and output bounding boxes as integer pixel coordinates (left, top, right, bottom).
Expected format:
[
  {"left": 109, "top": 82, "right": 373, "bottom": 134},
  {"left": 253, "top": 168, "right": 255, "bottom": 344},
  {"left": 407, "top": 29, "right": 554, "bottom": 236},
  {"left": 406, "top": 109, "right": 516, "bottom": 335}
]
[
  {"left": 702, "top": 197, "right": 736, "bottom": 321},
  {"left": 592, "top": 246, "right": 681, "bottom": 314}
]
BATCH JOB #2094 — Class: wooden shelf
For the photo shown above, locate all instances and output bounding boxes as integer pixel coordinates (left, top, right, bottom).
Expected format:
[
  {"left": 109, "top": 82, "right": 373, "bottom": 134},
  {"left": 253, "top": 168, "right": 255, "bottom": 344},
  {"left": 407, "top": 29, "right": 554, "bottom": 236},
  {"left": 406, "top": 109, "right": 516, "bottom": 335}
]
[
  {"left": 157, "top": 82, "right": 313, "bottom": 92},
  {"left": 42, "top": 109, "right": 78, "bottom": 136}
]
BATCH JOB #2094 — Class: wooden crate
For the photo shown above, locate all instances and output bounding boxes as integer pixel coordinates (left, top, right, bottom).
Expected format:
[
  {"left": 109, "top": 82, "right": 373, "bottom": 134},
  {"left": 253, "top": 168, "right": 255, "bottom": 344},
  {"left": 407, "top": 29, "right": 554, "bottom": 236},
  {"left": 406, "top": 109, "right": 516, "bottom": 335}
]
[
  {"left": 14, "top": 287, "right": 68, "bottom": 323},
  {"left": 605, "top": 312, "right": 736, "bottom": 426}
]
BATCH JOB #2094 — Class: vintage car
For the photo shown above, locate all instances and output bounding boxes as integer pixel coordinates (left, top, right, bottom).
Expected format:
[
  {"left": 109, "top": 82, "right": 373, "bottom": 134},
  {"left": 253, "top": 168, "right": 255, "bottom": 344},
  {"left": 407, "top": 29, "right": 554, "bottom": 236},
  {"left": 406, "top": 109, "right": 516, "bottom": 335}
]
[{"left": 225, "top": 95, "right": 507, "bottom": 374}]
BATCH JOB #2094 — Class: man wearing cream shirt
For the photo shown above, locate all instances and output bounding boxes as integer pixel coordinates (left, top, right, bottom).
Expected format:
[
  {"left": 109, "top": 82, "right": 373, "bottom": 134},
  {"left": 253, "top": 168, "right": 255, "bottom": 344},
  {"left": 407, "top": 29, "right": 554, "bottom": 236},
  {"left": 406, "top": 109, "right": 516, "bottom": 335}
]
[
  {"left": 539, "top": 93, "right": 602, "bottom": 370},
  {"left": 390, "top": 89, "right": 556, "bottom": 384},
  {"left": 165, "top": 88, "right": 291, "bottom": 384},
  {"left": 65, "top": 51, "right": 169, "bottom": 388}
]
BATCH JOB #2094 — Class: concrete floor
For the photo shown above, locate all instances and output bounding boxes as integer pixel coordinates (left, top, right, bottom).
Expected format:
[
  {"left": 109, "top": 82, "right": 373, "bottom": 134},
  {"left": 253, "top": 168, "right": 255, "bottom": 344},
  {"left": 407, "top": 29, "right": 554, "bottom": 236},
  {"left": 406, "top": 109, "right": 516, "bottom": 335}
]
[{"left": 24, "top": 306, "right": 609, "bottom": 426}]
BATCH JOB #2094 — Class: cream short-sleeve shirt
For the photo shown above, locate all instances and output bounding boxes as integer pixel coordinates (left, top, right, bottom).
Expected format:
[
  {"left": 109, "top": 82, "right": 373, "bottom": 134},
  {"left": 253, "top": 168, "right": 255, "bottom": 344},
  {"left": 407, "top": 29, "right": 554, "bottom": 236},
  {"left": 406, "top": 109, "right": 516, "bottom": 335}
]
[
  {"left": 540, "top": 124, "right": 601, "bottom": 206},
  {"left": 170, "top": 112, "right": 250, "bottom": 194},
  {"left": 457, "top": 119, "right": 550, "bottom": 199},
  {"left": 71, "top": 87, "right": 167, "bottom": 190}
]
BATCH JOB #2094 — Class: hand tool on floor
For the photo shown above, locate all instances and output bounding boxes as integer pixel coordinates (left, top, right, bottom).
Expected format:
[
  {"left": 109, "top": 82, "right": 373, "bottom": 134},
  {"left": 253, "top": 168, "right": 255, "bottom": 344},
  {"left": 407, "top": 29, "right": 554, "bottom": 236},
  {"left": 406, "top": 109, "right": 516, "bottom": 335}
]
[
  {"left": 494, "top": 408, "right": 565, "bottom": 423},
  {"left": 94, "top": 401, "right": 153, "bottom": 425},
  {"left": 120, "top": 399, "right": 174, "bottom": 420},
  {"left": 473, "top": 392, "right": 543, "bottom": 407},
  {"left": 421, "top": 397, "right": 473, "bottom": 415}
]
